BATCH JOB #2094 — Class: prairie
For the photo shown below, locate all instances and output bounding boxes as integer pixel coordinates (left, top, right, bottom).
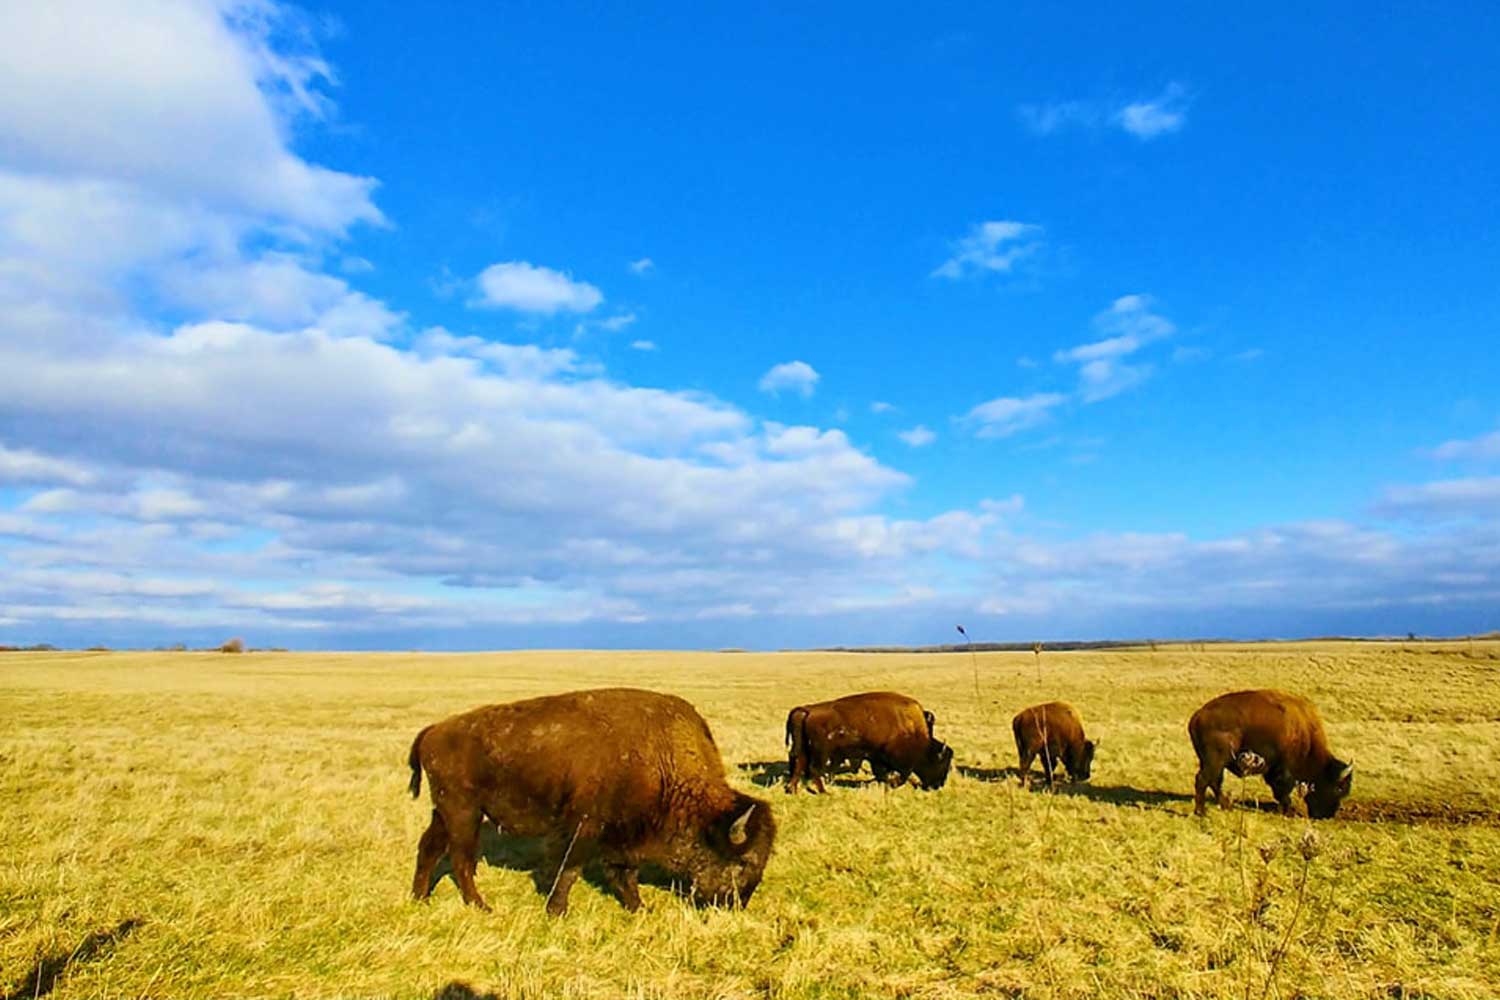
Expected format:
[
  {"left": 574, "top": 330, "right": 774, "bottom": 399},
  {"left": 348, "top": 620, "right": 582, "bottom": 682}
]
[{"left": 2, "top": 641, "right": 1499, "bottom": 999}]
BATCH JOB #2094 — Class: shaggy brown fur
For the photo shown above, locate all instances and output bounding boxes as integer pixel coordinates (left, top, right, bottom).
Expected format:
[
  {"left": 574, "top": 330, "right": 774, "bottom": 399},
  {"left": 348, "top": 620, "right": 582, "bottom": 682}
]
[
  {"left": 784, "top": 691, "right": 953, "bottom": 794},
  {"left": 1188, "top": 688, "right": 1353, "bottom": 818},
  {"left": 1012, "top": 701, "right": 1096, "bottom": 787},
  {"left": 408, "top": 688, "right": 776, "bottom": 915}
]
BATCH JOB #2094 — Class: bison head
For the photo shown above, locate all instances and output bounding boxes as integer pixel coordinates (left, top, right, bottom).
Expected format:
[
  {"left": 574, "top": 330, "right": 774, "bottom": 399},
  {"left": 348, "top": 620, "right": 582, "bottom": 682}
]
[
  {"left": 1305, "top": 759, "right": 1354, "bottom": 819},
  {"left": 1071, "top": 738, "right": 1097, "bottom": 782},
  {"left": 914, "top": 738, "right": 955, "bottom": 790},
  {"left": 685, "top": 794, "right": 777, "bottom": 908}
]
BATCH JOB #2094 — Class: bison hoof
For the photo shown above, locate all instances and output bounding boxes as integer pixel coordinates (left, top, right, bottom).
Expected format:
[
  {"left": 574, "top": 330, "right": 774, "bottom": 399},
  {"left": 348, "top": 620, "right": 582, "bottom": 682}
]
[{"left": 545, "top": 897, "right": 568, "bottom": 917}]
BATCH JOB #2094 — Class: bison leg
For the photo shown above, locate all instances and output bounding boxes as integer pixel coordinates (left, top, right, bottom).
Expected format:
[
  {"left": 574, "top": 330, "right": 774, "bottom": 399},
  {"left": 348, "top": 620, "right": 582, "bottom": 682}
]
[
  {"left": 1017, "top": 747, "right": 1035, "bottom": 787},
  {"left": 1193, "top": 735, "right": 1235, "bottom": 817},
  {"left": 603, "top": 862, "right": 642, "bottom": 912},
  {"left": 543, "top": 834, "right": 588, "bottom": 917},
  {"left": 1267, "top": 769, "right": 1297, "bottom": 816},
  {"left": 1199, "top": 768, "right": 1231, "bottom": 813},
  {"left": 786, "top": 753, "right": 805, "bottom": 794},
  {"left": 1193, "top": 760, "right": 1230, "bottom": 816},
  {"left": 441, "top": 804, "right": 490, "bottom": 911},
  {"left": 411, "top": 809, "right": 449, "bottom": 900}
]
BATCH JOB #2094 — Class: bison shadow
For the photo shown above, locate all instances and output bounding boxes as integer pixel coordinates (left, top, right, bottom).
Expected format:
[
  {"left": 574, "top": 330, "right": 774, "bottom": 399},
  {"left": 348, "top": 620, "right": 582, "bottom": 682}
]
[
  {"left": 957, "top": 764, "right": 1023, "bottom": 783},
  {"left": 431, "top": 982, "right": 502, "bottom": 1000},
  {"left": 736, "top": 760, "right": 885, "bottom": 791},
  {"left": 423, "top": 822, "right": 682, "bottom": 902},
  {"left": 959, "top": 766, "right": 1221, "bottom": 814},
  {"left": 1, "top": 918, "right": 140, "bottom": 1000}
]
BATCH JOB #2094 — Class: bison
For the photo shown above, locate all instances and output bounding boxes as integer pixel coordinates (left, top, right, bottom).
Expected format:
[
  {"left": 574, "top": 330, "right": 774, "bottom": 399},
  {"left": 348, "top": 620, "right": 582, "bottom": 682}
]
[
  {"left": 407, "top": 688, "right": 776, "bottom": 915},
  {"left": 784, "top": 691, "right": 953, "bottom": 794},
  {"left": 1012, "top": 701, "right": 1096, "bottom": 787},
  {"left": 1188, "top": 688, "right": 1354, "bottom": 819}
]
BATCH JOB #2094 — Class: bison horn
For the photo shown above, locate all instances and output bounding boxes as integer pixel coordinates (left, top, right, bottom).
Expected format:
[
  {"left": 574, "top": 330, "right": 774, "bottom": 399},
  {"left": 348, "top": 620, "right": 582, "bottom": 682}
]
[
  {"left": 728, "top": 803, "right": 756, "bottom": 846},
  {"left": 1338, "top": 761, "right": 1354, "bottom": 782}
]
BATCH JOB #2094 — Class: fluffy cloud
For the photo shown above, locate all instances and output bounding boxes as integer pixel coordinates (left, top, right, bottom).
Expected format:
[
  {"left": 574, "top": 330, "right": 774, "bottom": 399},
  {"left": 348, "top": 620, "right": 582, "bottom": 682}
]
[
  {"left": 1376, "top": 477, "right": 1500, "bottom": 519},
  {"left": 0, "top": 0, "right": 381, "bottom": 237},
  {"left": 0, "top": 445, "right": 97, "bottom": 488},
  {"left": 1019, "top": 84, "right": 1191, "bottom": 141},
  {"left": 628, "top": 257, "right": 654, "bottom": 275},
  {"left": 898, "top": 426, "right": 936, "bottom": 447},
  {"left": 473, "top": 261, "right": 604, "bottom": 314},
  {"left": 932, "top": 221, "right": 1043, "bottom": 279},
  {"left": 1432, "top": 429, "right": 1500, "bottom": 461},
  {"left": 1116, "top": 84, "right": 1190, "bottom": 139},
  {"left": 1054, "top": 294, "right": 1175, "bottom": 402},
  {"left": 961, "top": 393, "right": 1067, "bottom": 438},
  {"left": 758, "top": 360, "right": 820, "bottom": 397}
]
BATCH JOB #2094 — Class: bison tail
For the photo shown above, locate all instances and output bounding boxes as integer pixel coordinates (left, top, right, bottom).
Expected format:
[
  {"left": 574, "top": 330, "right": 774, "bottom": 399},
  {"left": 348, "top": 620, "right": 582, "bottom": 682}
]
[
  {"left": 407, "top": 725, "right": 432, "bottom": 799},
  {"left": 785, "top": 707, "right": 807, "bottom": 749}
]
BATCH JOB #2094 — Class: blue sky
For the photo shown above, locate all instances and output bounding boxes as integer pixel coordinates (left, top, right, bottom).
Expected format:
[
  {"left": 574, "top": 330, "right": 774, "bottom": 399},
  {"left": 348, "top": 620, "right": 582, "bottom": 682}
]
[{"left": 1, "top": 1, "right": 1497, "bottom": 649}]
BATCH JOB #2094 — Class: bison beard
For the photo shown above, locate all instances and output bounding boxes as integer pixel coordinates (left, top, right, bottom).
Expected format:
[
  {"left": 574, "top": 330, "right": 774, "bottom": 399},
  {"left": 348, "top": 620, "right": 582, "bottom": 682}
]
[{"left": 407, "top": 688, "right": 776, "bottom": 915}]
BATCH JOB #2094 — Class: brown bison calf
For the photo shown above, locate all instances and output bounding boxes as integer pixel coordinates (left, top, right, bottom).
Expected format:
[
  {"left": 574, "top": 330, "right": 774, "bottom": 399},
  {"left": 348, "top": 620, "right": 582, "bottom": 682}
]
[
  {"left": 1012, "top": 701, "right": 1096, "bottom": 787},
  {"left": 408, "top": 688, "right": 776, "bottom": 915},
  {"left": 1188, "top": 688, "right": 1353, "bottom": 819},
  {"left": 784, "top": 691, "right": 953, "bottom": 794}
]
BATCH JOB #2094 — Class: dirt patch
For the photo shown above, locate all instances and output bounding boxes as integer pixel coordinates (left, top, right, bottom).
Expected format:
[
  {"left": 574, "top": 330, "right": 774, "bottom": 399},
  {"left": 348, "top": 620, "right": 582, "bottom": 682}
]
[{"left": 1338, "top": 800, "right": 1500, "bottom": 827}]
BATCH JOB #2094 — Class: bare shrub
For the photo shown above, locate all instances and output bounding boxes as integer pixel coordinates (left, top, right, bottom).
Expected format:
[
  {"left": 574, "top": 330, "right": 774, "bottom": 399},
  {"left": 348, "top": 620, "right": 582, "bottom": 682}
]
[{"left": 219, "top": 637, "right": 245, "bottom": 654}]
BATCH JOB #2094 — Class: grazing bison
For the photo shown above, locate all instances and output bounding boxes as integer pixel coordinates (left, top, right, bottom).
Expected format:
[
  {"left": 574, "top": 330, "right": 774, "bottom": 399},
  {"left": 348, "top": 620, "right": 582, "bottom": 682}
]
[
  {"left": 408, "top": 688, "right": 776, "bottom": 915},
  {"left": 1012, "top": 701, "right": 1096, "bottom": 787},
  {"left": 1188, "top": 689, "right": 1354, "bottom": 819},
  {"left": 784, "top": 691, "right": 953, "bottom": 794}
]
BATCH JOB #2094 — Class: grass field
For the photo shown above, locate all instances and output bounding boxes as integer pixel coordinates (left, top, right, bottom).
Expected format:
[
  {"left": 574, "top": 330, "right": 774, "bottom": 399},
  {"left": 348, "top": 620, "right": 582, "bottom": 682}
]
[{"left": 3, "top": 642, "right": 1500, "bottom": 999}]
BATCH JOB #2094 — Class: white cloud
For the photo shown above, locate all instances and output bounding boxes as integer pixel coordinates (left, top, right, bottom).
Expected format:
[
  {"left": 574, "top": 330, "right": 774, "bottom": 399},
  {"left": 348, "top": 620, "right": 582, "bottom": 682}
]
[
  {"left": 1054, "top": 295, "right": 1175, "bottom": 402},
  {"left": 1076, "top": 359, "right": 1153, "bottom": 402},
  {"left": 0, "top": 444, "right": 97, "bottom": 487},
  {"left": 598, "top": 312, "right": 638, "bottom": 332},
  {"left": 898, "top": 426, "right": 936, "bottom": 447},
  {"left": 1433, "top": 429, "right": 1500, "bottom": 461},
  {"left": 961, "top": 393, "right": 1067, "bottom": 438},
  {"left": 1019, "top": 84, "right": 1191, "bottom": 141},
  {"left": 758, "top": 360, "right": 820, "bottom": 398},
  {"left": 630, "top": 339, "right": 658, "bottom": 352},
  {"left": 414, "top": 327, "right": 588, "bottom": 380},
  {"left": 870, "top": 401, "right": 895, "bottom": 414},
  {"left": 1116, "top": 84, "right": 1190, "bottom": 139},
  {"left": 933, "top": 221, "right": 1043, "bottom": 279},
  {"left": 1377, "top": 477, "right": 1500, "bottom": 519},
  {"left": 628, "top": 257, "right": 654, "bottom": 275},
  {"left": 473, "top": 261, "right": 603, "bottom": 314},
  {"left": 0, "top": 0, "right": 381, "bottom": 237},
  {"left": 1017, "top": 100, "right": 1100, "bottom": 135}
]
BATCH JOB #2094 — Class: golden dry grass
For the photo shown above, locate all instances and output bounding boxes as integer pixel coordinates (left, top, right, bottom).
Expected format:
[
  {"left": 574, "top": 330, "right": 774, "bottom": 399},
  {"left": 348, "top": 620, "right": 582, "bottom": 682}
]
[{"left": 3, "top": 641, "right": 1500, "bottom": 999}]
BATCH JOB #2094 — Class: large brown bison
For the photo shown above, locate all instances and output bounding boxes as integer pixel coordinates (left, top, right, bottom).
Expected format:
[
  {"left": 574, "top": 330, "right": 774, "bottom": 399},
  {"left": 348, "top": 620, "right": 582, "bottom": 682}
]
[
  {"left": 407, "top": 688, "right": 776, "bottom": 915},
  {"left": 1188, "top": 689, "right": 1354, "bottom": 819},
  {"left": 1012, "top": 701, "right": 1096, "bottom": 787},
  {"left": 784, "top": 691, "right": 953, "bottom": 794}
]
